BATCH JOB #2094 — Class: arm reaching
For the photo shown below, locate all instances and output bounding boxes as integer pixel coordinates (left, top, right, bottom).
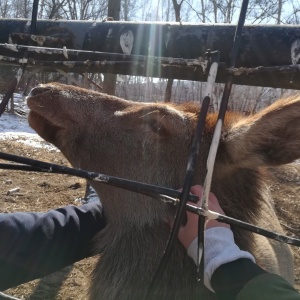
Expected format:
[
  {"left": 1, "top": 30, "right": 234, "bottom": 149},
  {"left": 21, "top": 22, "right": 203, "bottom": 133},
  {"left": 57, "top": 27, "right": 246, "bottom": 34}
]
[
  {"left": 0, "top": 202, "right": 105, "bottom": 290},
  {"left": 173, "top": 185, "right": 300, "bottom": 299}
]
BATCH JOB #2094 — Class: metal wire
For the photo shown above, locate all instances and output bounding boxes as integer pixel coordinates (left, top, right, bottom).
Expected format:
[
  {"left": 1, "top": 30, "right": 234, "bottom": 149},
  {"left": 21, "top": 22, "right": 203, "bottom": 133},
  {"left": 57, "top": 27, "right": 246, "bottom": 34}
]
[
  {"left": 1, "top": 159, "right": 300, "bottom": 248},
  {"left": 0, "top": 155, "right": 199, "bottom": 204}
]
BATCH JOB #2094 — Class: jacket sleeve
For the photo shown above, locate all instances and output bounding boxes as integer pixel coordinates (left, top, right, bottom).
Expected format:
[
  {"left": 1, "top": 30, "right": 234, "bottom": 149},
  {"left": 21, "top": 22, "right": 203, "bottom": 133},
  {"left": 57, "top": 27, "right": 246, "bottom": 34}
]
[
  {"left": 211, "top": 258, "right": 300, "bottom": 300},
  {"left": 0, "top": 202, "right": 105, "bottom": 291},
  {"left": 237, "top": 273, "right": 300, "bottom": 300}
]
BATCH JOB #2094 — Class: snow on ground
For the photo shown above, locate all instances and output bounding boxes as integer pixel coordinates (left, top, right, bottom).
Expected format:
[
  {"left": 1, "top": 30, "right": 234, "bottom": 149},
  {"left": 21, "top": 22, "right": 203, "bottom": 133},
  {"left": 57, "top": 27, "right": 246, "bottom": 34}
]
[
  {"left": 0, "top": 93, "right": 98, "bottom": 203},
  {"left": 0, "top": 94, "right": 58, "bottom": 151}
]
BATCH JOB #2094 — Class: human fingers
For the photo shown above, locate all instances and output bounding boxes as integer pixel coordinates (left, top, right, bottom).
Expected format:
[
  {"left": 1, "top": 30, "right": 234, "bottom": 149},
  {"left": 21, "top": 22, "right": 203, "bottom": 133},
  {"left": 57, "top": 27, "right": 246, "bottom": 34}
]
[{"left": 189, "top": 185, "right": 229, "bottom": 229}]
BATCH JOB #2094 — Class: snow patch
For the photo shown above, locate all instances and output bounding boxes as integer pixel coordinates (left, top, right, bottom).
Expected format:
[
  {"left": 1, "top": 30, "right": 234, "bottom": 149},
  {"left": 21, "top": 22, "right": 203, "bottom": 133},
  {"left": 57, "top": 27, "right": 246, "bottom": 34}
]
[{"left": 0, "top": 94, "right": 58, "bottom": 151}]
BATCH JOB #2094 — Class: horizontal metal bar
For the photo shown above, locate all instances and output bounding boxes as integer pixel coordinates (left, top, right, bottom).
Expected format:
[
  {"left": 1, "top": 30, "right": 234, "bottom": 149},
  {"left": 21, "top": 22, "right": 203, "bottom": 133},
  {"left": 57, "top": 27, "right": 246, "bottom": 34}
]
[
  {"left": 0, "top": 19, "right": 300, "bottom": 89},
  {"left": 0, "top": 154, "right": 199, "bottom": 203},
  {"left": 0, "top": 43, "right": 208, "bottom": 66},
  {"left": 0, "top": 19, "right": 298, "bottom": 67},
  {"left": 2, "top": 53, "right": 300, "bottom": 90},
  {"left": 1, "top": 159, "right": 300, "bottom": 247},
  {"left": 185, "top": 204, "right": 300, "bottom": 247}
]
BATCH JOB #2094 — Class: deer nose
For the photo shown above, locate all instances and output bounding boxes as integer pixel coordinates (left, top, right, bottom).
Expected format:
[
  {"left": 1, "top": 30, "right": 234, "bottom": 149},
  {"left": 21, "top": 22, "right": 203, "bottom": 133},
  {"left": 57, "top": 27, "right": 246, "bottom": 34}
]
[{"left": 29, "top": 86, "right": 52, "bottom": 97}]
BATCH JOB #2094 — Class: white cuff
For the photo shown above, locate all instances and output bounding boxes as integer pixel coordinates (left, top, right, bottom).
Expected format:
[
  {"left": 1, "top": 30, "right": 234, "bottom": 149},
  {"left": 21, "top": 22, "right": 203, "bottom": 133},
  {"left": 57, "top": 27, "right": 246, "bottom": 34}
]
[{"left": 187, "top": 227, "right": 255, "bottom": 292}]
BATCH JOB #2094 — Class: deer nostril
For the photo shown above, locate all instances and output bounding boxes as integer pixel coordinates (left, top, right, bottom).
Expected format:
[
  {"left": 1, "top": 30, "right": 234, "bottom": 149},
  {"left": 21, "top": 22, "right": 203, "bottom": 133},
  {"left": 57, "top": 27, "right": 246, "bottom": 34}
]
[{"left": 29, "top": 86, "right": 52, "bottom": 97}]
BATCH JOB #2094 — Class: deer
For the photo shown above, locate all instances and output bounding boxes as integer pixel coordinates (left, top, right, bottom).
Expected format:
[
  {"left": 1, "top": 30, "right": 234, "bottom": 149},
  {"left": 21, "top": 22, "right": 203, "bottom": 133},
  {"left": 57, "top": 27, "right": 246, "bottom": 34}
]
[{"left": 27, "top": 82, "right": 299, "bottom": 299}]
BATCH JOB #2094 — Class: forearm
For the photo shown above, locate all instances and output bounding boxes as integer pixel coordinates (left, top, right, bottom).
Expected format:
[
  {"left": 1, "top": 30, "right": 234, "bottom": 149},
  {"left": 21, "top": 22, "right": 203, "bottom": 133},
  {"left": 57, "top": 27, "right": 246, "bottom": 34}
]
[
  {"left": 187, "top": 227, "right": 255, "bottom": 292},
  {"left": 212, "top": 257, "right": 300, "bottom": 300},
  {"left": 187, "top": 227, "right": 300, "bottom": 299},
  {"left": 0, "top": 202, "right": 105, "bottom": 290},
  {"left": 211, "top": 258, "right": 266, "bottom": 299}
]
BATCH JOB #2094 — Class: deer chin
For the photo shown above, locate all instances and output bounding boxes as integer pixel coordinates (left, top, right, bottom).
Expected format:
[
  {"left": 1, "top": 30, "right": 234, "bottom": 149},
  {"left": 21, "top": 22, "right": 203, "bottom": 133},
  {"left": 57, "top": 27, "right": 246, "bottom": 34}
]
[{"left": 28, "top": 110, "right": 63, "bottom": 145}]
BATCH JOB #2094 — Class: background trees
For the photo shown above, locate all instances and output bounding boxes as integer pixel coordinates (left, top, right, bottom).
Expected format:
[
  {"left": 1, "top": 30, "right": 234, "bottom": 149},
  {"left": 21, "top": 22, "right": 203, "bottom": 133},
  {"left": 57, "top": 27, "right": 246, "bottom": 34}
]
[{"left": 0, "top": 0, "right": 297, "bottom": 24}]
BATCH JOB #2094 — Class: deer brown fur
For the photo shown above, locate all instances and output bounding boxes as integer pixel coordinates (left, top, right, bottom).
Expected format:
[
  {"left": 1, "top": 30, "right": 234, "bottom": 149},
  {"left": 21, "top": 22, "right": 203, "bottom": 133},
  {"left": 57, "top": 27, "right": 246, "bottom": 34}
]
[{"left": 27, "top": 82, "right": 298, "bottom": 299}]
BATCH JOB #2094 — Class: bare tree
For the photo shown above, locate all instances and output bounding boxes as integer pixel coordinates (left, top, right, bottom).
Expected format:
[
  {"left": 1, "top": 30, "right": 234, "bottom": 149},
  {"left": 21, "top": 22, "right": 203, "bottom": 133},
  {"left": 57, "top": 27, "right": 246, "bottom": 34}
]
[
  {"left": 283, "top": 0, "right": 299, "bottom": 24},
  {"left": 121, "top": 0, "right": 141, "bottom": 21},
  {"left": 102, "top": 0, "right": 121, "bottom": 95},
  {"left": 43, "top": 0, "right": 107, "bottom": 20},
  {"left": 45, "top": 0, "right": 67, "bottom": 19},
  {"left": 209, "top": 0, "right": 239, "bottom": 23},
  {"left": 277, "top": 0, "right": 283, "bottom": 24},
  {"left": 200, "top": 0, "right": 207, "bottom": 22},
  {"left": 162, "top": 0, "right": 172, "bottom": 21},
  {"left": 164, "top": 0, "right": 184, "bottom": 102},
  {"left": 172, "top": 0, "right": 184, "bottom": 22},
  {"left": 64, "top": 0, "right": 98, "bottom": 20},
  {"left": 184, "top": 0, "right": 213, "bottom": 22},
  {"left": 0, "top": 0, "right": 10, "bottom": 17},
  {"left": 122, "top": 0, "right": 130, "bottom": 21},
  {"left": 247, "top": 0, "right": 287, "bottom": 24}
]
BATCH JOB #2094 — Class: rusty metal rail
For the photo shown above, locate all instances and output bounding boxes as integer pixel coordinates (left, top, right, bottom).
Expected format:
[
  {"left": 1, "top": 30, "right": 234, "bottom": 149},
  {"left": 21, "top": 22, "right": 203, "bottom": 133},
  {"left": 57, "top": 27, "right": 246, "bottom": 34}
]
[{"left": 0, "top": 19, "right": 300, "bottom": 89}]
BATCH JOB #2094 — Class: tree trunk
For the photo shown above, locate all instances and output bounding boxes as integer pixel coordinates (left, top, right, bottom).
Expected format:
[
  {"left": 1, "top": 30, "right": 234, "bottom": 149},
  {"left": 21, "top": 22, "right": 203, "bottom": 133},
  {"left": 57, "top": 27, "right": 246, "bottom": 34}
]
[
  {"left": 103, "top": 0, "right": 121, "bottom": 95},
  {"left": 164, "top": 78, "right": 173, "bottom": 102},
  {"left": 200, "top": 0, "right": 206, "bottom": 23},
  {"left": 107, "top": 0, "right": 121, "bottom": 19},
  {"left": 277, "top": 0, "right": 283, "bottom": 24},
  {"left": 164, "top": 0, "right": 183, "bottom": 102},
  {"left": 171, "top": 0, "right": 182, "bottom": 22},
  {"left": 212, "top": 0, "right": 218, "bottom": 23}
]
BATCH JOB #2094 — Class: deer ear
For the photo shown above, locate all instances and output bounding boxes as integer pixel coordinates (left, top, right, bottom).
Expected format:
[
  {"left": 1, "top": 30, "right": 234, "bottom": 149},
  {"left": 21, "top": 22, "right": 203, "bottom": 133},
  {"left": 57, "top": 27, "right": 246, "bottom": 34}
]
[{"left": 225, "top": 96, "right": 300, "bottom": 167}]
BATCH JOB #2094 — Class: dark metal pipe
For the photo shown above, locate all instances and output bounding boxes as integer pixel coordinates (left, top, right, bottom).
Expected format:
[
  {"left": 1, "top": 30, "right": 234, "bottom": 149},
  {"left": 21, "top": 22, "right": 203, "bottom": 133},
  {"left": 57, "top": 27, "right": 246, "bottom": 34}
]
[
  {"left": 1, "top": 20, "right": 300, "bottom": 89},
  {"left": 0, "top": 19, "right": 298, "bottom": 68},
  {"left": 0, "top": 154, "right": 199, "bottom": 204}
]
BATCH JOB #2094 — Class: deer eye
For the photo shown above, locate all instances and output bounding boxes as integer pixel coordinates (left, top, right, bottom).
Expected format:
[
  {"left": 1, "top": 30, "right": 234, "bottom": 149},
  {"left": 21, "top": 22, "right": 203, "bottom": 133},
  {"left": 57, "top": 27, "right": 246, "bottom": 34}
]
[
  {"left": 148, "top": 118, "right": 168, "bottom": 137},
  {"left": 149, "top": 119, "right": 161, "bottom": 132}
]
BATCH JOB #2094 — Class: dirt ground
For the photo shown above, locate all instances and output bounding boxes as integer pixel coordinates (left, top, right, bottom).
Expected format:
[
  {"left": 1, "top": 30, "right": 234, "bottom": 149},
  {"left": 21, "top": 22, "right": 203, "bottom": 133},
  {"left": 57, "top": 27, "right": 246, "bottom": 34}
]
[
  {"left": 0, "top": 139, "right": 96, "bottom": 300},
  {"left": 1, "top": 138, "right": 300, "bottom": 299}
]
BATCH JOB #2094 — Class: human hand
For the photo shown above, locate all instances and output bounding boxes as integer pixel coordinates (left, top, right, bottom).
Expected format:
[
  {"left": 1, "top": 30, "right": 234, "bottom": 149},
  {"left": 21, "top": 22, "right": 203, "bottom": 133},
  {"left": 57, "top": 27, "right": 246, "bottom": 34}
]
[{"left": 177, "top": 185, "right": 230, "bottom": 250}]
